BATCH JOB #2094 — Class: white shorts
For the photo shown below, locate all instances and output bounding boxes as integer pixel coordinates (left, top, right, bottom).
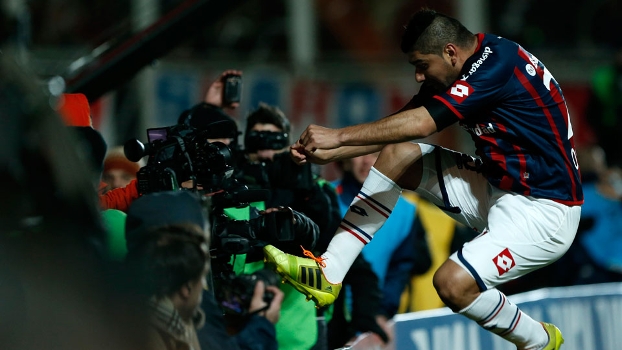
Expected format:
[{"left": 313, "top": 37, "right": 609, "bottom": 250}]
[{"left": 415, "top": 143, "right": 582, "bottom": 291}]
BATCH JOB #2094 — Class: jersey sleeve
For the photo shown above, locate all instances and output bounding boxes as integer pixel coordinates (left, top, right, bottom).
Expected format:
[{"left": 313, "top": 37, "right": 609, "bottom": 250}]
[
  {"left": 396, "top": 81, "right": 459, "bottom": 132},
  {"left": 396, "top": 81, "right": 441, "bottom": 112}
]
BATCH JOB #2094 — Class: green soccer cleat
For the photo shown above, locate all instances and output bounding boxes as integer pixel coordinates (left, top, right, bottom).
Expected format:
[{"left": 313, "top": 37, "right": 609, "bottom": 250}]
[
  {"left": 541, "top": 322, "right": 564, "bottom": 350},
  {"left": 263, "top": 244, "right": 341, "bottom": 308}
]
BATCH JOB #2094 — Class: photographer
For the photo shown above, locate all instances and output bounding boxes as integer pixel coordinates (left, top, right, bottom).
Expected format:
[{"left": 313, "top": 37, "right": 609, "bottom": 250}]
[
  {"left": 124, "top": 190, "right": 283, "bottom": 350},
  {"left": 176, "top": 92, "right": 319, "bottom": 257},
  {"left": 159, "top": 71, "right": 321, "bottom": 350},
  {"left": 242, "top": 104, "right": 393, "bottom": 349},
  {"left": 237, "top": 103, "right": 352, "bottom": 349},
  {"left": 240, "top": 103, "right": 342, "bottom": 254},
  {"left": 172, "top": 72, "right": 328, "bottom": 348}
]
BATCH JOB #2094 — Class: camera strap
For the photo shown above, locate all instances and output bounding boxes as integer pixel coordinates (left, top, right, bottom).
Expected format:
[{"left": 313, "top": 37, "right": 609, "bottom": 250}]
[
  {"left": 172, "top": 135, "right": 194, "bottom": 173},
  {"left": 248, "top": 304, "right": 270, "bottom": 317}
]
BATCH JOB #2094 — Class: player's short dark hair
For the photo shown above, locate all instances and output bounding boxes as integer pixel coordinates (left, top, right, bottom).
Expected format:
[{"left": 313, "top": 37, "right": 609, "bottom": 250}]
[
  {"left": 400, "top": 9, "right": 474, "bottom": 55},
  {"left": 125, "top": 224, "right": 209, "bottom": 299},
  {"left": 245, "top": 102, "right": 291, "bottom": 138}
]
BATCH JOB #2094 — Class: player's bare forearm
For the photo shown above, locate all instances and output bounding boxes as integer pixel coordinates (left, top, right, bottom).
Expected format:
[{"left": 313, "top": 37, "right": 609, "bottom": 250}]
[
  {"left": 312, "top": 145, "right": 384, "bottom": 164},
  {"left": 338, "top": 107, "right": 437, "bottom": 146},
  {"left": 291, "top": 142, "right": 383, "bottom": 165},
  {"left": 297, "top": 107, "right": 436, "bottom": 155}
]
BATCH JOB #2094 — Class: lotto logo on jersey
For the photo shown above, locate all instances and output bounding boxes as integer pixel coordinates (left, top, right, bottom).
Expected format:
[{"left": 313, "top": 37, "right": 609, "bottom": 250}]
[
  {"left": 449, "top": 81, "right": 474, "bottom": 104},
  {"left": 493, "top": 248, "right": 516, "bottom": 276}
]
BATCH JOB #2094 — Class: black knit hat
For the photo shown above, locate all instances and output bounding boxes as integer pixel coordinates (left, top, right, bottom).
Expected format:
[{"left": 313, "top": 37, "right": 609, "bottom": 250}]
[
  {"left": 70, "top": 126, "right": 107, "bottom": 175},
  {"left": 125, "top": 191, "right": 207, "bottom": 251},
  {"left": 178, "top": 102, "right": 238, "bottom": 139}
]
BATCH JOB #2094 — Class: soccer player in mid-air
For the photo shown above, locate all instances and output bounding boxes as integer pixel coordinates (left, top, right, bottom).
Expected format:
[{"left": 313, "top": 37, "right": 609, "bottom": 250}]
[{"left": 263, "top": 8, "right": 582, "bottom": 350}]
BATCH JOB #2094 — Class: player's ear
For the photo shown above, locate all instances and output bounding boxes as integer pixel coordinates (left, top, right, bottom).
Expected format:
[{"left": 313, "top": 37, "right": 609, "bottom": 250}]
[{"left": 445, "top": 43, "right": 458, "bottom": 64}]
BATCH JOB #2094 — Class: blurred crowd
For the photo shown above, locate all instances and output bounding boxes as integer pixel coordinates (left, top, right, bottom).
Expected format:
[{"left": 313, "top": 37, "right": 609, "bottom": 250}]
[{"left": 0, "top": 56, "right": 433, "bottom": 349}]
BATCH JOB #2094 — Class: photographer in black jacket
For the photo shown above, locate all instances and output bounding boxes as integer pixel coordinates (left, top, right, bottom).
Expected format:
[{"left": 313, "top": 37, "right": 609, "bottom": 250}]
[
  {"left": 239, "top": 103, "right": 391, "bottom": 349},
  {"left": 240, "top": 103, "right": 342, "bottom": 255}
]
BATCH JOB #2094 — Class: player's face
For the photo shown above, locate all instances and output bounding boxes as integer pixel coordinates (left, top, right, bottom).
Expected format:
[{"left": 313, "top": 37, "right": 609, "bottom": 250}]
[{"left": 408, "top": 50, "right": 460, "bottom": 90}]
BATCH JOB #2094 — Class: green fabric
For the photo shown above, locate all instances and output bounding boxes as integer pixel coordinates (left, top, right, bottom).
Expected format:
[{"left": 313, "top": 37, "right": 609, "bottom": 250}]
[
  {"left": 100, "top": 209, "right": 128, "bottom": 261},
  {"left": 230, "top": 254, "right": 247, "bottom": 275},
  {"left": 227, "top": 201, "right": 317, "bottom": 348},
  {"left": 592, "top": 66, "right": 619, "bottom": 126},
  {"left": 223, "top": 201, "right": 265, "bottom": 220},
  {"left": 324, "top": 304, "right": 334, "bottom": 323},
  {"left": 225, "top": 201, "right": 264, "bottom": 275},
  {"left": 244, "top": 261, "right": 318, "bottom": 350},
  {"left": 315, "top": 177, "right": 328, "bottom": 187}
]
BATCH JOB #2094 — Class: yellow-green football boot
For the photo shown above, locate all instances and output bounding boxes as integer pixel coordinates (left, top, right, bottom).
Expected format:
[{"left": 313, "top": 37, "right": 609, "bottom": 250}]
[
  {"left": 263, "top": 244, "right": 341, "bottom": 308},
  {"left": 541, "top": 322, "right": 564, "bottom": 350}
]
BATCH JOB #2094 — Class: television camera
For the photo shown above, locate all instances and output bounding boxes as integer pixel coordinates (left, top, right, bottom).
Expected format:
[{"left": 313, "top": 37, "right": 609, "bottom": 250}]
[{"left": 124, "top": 123, "right": 290, "bottom": 317}]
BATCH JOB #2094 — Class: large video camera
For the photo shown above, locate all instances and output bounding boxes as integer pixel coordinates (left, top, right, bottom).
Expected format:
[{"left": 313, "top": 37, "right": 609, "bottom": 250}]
[
  {"left": 124, "top": 115, "right": 304, "bottom": 319},
  {"left": 208, "top": 191, "right": 293, "bottom": 320},
  {"left": 124, "top": 124, "right": 235, "bottom": 194}
]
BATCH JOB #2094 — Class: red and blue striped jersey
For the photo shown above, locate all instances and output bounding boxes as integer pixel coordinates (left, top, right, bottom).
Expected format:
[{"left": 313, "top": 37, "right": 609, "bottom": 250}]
[{"left": 423, "top": 33, "right": 583, "bottom": 205}]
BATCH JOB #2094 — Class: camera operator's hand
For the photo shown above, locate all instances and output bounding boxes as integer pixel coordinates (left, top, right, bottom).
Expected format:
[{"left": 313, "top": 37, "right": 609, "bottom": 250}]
[
  {"left": 181, "top": 180, "right": 203, "bottom": 191},
  {"left": 249, "top": 281, "right": 284, "bottom": 325},
  {"left": 204, "top": 69, "right": 242, "bottom": 109}
]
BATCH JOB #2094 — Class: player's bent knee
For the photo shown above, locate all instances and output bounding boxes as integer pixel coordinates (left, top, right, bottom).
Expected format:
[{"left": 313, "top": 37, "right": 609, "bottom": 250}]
[
  {"left": 433, "top": 260, "right": 480, "bottom": 311},
  {"left": 379, "top": 142, "right": 422, "bottom": 160},
  {"left": 376, "top": 143, "right": 424, "bottom": 189},
  {"left": 433, "top": 267, "right": 459, "bottom": 308}
]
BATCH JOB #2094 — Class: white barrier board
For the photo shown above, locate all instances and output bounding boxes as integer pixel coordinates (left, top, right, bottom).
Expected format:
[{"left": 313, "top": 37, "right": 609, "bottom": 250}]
[{"left": 393, "top": 283, "right": 622, "bottom": 350}]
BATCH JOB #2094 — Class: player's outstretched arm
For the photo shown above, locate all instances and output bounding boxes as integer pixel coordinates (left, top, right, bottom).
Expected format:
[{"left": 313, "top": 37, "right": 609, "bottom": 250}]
[{"left": 299, "top": 106, "right": 437, "bottom": 155}]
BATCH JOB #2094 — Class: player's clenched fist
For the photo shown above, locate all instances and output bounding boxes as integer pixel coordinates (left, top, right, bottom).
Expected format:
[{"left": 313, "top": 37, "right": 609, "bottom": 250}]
[
  {"left": 289, "top": 141, "right": 334, "bottom": 165},
  {"left": 298, "top": 125, "right": 342, "bottom": 153}
]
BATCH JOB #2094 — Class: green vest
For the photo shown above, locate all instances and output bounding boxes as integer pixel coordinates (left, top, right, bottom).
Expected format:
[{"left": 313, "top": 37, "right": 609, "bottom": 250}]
[
  {"left": 592, "top": 65, "right": 621, "bottom": 127},
  {"left": 100, "top": 209, "right": 128, "bottom": 261},
  {"left": 225, "top": 203, "right": 318, "bottom": 350}
]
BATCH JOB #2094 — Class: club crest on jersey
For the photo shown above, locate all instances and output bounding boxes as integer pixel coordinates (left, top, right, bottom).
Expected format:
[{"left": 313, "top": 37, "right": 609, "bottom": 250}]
[
  {"left": 525, "top": 64, "right": 537, "bottom": 77},
  {"left": 493, "top": 248, "right": 516, "bottom": 276},
  {"left": 449, "top": 80, "right": 473, "bottom": 104}
]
